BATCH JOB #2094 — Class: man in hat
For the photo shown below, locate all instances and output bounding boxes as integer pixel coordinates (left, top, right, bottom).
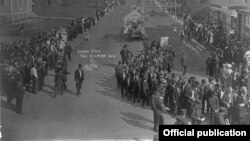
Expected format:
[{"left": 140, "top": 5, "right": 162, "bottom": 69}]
[
  {"left": 149, "top": 73, "right": 158, "bottom": 105},
  {"left": 203, "top": 77, "right": 214, "bottom": 115},
  {"left": 172, "top": 78, "right": 182, "bottom": 115},
  {"left": 142, "top": 74, "right": 150, "bottom": 107},
  {"left": 209, "top": 88, "right": 220, "bottom": 124},
  {"left": 239, "top": 69, "right": 250, "bottom": 99},
  {"left": 152, "top": 90, "right": 166, "bottom": 131},
  {"left": 133, "top": 72, "right": 142, "bottom": 103},
  {"left": 37, "top": 62, "right": 46, "bottom": 91},
  {"left": 183, "top": 77, "right": 195, "bottom": 116},
  {"left": 115, "top": 61, "right": 123, "bottom": 89},
  {"left": 225, "top": 63, "right": 233, "bottom": 88},
  {"left": 158, "top": 78, "right": 167, "bottom": 97},
  {"left": 175, "top": 109, "right": 192, "bottom": 125},
  {"left": 120, "top": 44, "right": 132, "bottom": 65},
  {"left": 15, "top": 82, "right": 25, "bottom": 114},
  {"left": 167, "top": 45, "right": 175, "bottom": 69},
  {"left": 54, "top": 69, "right": 66, "bottom": 97},
  {"left": 206, "top": 54, "right": 213, "bottom": 76},
  {"left": 181, "top": 53, "right": 189, "bottom": 76},
  {"left": 30, "top": 63, "right": 38, "bottom": 94},
  {"left": 74, "top": 64, "right": 84, "bottom": 96},
  {"left": 120, "top": 69, "right": 127, "bottom": 98},
  {"left": 220, "top": 63, "right": 227, "bottom": 86},
  {"left": 64, "top": 42, "right": 72, "bottom": 61},
  {"left": 167, "top": 77, "right": 177, "bottom": 114}
]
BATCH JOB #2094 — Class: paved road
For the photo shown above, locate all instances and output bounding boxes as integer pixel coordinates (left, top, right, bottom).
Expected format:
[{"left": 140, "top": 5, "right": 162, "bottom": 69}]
[{"left": 1, "top": 0, "right": 209, "bottom": 140}]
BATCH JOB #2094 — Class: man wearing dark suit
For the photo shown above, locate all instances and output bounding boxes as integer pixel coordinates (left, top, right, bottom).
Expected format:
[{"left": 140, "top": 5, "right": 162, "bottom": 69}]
[
  {"left": 202, "top": 77, "right": 214, "bottom": 114},
  {"left": 55, "top": 69, "right": 66, "bottom": 97},
  {"left": 183, "top": 77, "right": 195, "bottom": 117},
  {"left": 142, "top": 75, "right": 149, "bottom": 107},
  {"left": 209, "top": 91, "right": 220, "bottom": 124},
  {"left": 152, "top": 90, "right": 166, "bottom": 132},
  {"left": 74, "top": 64, "right": 84, "bottom": 96},
  {"left": 133, "top": 73, "right": 142, "bottom": 103},
  {"left": 115, "top": 61, "right": 122, "bottom": 89},
  {"left": 120, "top": 44, "right": 132, "bottom": 64},
  {"left": 64, "top": 42, "right": 72, "bottom": 61},
  {"left": 15, "top": 82, "right": 25, "bottom": 114},
  {"left": 120, "top": 69, "right": 127, "bottom": 98},
  {"left": 180, "top": 53, "right": 189, "bottom": 76}
]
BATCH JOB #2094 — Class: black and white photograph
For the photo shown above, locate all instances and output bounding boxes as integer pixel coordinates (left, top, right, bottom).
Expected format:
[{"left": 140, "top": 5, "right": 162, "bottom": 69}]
[{"left": 0, "top": 0, "right": 250, "bottom": 140}]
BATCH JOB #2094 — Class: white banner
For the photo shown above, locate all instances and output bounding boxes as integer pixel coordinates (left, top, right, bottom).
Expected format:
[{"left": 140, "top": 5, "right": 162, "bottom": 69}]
[{"left": 160, "top": 37, "right": 169, "bottom": 47}]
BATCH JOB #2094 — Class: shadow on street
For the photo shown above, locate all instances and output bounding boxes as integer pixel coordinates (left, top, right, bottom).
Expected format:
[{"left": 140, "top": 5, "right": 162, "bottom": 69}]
[
  {"left": 121, "top": 112, "right": 154, "bottom": 124},
  {"left": 121, "top": 117, "right": 153, "bottom": 131}
]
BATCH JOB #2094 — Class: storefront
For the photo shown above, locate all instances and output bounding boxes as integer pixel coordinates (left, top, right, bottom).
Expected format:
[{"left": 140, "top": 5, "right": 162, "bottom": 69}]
[
  {"left": 237, "top": 8, "right": 250, "bottom": 45},
  {"left": 211, "top": 4, "right": 239, "bottom": 33}
]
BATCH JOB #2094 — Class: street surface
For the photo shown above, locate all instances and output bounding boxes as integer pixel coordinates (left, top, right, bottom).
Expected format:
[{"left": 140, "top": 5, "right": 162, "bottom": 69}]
[{"left": 1, "top": 0, "right": 209, "bottom": 140}]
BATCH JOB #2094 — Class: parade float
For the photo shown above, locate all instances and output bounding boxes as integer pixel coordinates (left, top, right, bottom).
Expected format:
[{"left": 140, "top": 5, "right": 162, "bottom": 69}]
[{"left": 123, "top": 10, "right": 147, "bottom": 40}]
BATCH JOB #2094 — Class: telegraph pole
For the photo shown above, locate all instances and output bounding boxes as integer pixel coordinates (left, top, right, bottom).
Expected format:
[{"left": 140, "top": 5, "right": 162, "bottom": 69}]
[{"left": 175, "top": 0, "right": 177, "bottom": 19}]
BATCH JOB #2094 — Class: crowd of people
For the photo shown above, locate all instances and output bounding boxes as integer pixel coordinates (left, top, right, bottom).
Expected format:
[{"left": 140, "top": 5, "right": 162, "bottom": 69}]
[
  {"left": 0, "top": 0, "right": 119, "bottom": 114},
  {"left": 116, "top": 38, "right": 250, "bottom": 129}
]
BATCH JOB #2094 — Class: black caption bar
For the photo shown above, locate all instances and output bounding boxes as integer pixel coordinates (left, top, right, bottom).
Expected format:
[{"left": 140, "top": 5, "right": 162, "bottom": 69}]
[{"left": 159, "top": 125, "right": 250, "bottom": 140}]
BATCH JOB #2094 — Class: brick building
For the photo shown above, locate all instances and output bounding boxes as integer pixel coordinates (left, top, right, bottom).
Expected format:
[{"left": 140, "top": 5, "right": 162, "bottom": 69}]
[{"left": 0, "top": 0, "right": 33, "bottom": 23}]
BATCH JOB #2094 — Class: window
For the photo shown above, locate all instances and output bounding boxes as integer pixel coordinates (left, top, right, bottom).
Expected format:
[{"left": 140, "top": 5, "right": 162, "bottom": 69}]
[{"left": 0, "top": 0, "right": 5, "bottom": 6}]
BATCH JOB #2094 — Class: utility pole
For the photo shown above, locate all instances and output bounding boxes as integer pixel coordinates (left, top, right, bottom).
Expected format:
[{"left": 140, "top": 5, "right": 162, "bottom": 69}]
[{"left": 175, "top": 0, "right": 177, "bottom": 19}]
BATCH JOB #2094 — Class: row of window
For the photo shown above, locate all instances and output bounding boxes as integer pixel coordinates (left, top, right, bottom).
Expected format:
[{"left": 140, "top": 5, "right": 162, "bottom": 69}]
[{"left": 0, "top": 0, "right": 29, "bottom": 6}]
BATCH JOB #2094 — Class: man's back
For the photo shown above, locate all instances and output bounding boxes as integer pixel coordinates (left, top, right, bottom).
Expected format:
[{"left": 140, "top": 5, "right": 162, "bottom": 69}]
[
  {"left": 181, "top": 55, "right": 188, "bottom": 66},
  {"left": 152, "top": 94, "right": 164, "bottom": 113}
]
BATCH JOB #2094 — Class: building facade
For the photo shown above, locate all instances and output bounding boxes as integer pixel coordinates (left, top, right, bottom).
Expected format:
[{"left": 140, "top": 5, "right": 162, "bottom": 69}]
[
  {"left": 0, "top": 0, "right": 32, "bottom": 23},
  {"left": 210, "top": 0, "right": 246, "bottom": 34},
  {"left": 237, "top": 0, "right": 250, "bottom": 45}
]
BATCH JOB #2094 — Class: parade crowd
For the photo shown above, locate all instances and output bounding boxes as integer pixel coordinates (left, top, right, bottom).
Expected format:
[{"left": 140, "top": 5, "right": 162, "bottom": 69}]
[
  {"left": 0, "top": 0, "right": 119, "bottom": 114},
  {"left": 116, "top": 36, "right": 250, "bottom": 129}
]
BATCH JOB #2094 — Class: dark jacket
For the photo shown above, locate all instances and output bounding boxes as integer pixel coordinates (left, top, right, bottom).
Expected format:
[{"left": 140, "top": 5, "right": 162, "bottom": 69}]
[
  {"left": 209, "top": 95, "right": 220, "bottom": 113},
  {"left": 55, "top": 71, "right": 66, "bottom": 86},
  {"left": 74, "top": 69, "right": 84, "bottom": 83},
  {"left": 152, "top": 93, "right": 165, "bottom": 114},
  {"left": 142, "top": 80, "right": 149, "bottom": 96}
]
